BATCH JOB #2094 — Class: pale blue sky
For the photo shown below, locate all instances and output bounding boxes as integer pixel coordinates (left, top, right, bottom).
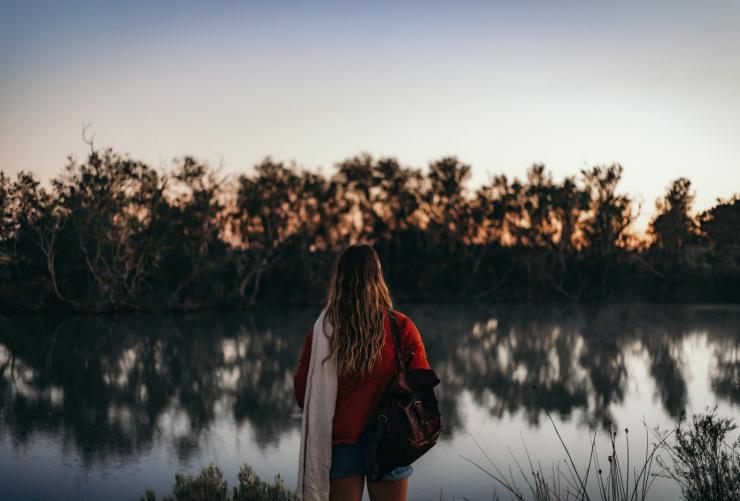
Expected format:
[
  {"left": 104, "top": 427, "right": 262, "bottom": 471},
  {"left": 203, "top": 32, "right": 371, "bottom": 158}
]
[{"left": 1, "top": 1, "right": 738, "bottom": 228}]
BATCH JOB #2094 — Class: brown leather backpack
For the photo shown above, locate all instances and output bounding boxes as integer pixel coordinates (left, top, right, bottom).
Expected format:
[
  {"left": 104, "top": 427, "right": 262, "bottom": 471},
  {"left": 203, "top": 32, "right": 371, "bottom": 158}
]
[{"left": 364, "top": 311, "right": 442, "bottom": 479}]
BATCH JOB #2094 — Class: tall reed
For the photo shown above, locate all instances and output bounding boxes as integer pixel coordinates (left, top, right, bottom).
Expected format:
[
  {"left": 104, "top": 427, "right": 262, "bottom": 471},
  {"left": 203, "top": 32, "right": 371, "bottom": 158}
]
[{"left": 460, "top": 386, "right": 673, "bottom": 501}]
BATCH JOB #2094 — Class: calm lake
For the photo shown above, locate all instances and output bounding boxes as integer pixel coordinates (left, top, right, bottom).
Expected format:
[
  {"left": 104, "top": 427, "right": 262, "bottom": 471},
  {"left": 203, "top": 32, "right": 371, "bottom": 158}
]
[{"left": 1, "top": 304, "right": 738, "bottom": 500}]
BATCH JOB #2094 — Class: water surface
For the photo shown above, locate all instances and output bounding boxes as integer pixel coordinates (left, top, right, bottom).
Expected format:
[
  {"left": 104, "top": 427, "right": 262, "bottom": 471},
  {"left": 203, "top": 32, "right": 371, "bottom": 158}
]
[{"left": 1, "top": 304, "right": 738, "bottom": 500}]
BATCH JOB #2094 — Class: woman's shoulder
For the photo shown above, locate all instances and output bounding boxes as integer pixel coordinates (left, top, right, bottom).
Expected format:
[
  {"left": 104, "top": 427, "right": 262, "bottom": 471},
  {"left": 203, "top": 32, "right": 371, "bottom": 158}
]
[
  {"left": 390, "top": 308, "right": 409, "bottom": 323},
  {"left": 390, "top": 310, "right": 419, "bottom": 335}
]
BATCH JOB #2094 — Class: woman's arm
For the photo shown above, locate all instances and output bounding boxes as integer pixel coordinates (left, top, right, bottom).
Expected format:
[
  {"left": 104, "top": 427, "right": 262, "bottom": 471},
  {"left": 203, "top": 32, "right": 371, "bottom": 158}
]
[{"left": 293, "top": 328, "right": 313, "bottom": 409}]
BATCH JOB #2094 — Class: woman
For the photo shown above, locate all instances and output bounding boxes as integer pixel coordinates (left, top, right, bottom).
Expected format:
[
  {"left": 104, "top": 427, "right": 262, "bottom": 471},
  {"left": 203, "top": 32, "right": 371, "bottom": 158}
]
[{"left": 294, "top": 245, "right": 430, "bottom": 501}]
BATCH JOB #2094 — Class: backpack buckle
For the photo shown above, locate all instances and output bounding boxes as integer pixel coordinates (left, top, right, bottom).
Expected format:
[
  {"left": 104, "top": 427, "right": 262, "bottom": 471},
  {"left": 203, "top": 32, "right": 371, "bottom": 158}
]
[{"left": 377, "top": 414, "right": 388, "bottom": 423}]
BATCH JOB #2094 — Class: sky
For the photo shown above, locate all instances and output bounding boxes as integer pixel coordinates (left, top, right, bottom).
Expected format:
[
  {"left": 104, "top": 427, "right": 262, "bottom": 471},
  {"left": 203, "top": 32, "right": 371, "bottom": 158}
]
[{"left": 1, "top": 1, "right": 739, "bottom": 229}]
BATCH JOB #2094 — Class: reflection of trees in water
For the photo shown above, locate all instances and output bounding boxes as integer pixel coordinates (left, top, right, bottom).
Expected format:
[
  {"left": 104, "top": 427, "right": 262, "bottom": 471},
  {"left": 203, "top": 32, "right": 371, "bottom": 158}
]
[
  {"left": 0, "top": 309, "right": 313, "bottom": 464},
  {"left": 642, "top": 329, "right": 687, "bottom": 419},
  {"left": 705, "top": 307, "right": 740, "bottom": 406},
  {"left": 408, "top": 304, "right": 739, "bottom": 431},
  {"left": 226, "top": 316, "right": 304, "bottom": 447},
  {"left": 0, "top": 305, "right": 737, "bottom": 465},
  {"left": 712, "top": 347, "right": 740, "bottom": 404},
  {"left": 1, "top": 316, "right": 162, "bottom": 465},
  {"left": 456, "top": 310, "right": 590, "bottom": 425}
]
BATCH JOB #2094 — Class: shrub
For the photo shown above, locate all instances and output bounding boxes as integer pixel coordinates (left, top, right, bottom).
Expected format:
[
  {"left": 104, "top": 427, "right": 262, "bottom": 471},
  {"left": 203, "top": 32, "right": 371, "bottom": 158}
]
[
  {"left": 658, "top": 410, "right": 740, "bottom": 501},
  {"left": 233, "top": 465, "right": 296, "bottom": 501},
  {"left": 142, "top": 464, "right": 296, "bottom": 501}
]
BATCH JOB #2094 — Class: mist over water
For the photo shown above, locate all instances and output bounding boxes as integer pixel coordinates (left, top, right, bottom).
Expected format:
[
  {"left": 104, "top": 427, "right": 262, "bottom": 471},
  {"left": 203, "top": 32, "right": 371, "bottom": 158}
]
[{"left": 1, "top": 303, "right": 738, "bottom": 500}]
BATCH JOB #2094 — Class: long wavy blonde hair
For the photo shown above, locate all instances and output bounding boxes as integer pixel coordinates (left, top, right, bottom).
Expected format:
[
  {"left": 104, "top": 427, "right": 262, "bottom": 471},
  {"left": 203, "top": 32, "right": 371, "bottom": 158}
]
[{"left": 324, "top": 245, "right": 393, "bottom": 378}]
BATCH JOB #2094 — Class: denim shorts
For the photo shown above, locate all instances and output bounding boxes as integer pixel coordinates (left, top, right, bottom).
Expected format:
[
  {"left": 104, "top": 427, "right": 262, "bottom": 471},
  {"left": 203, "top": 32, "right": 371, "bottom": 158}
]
[{"left": 330, "top": 422, "right": 413, "bottom": 481}]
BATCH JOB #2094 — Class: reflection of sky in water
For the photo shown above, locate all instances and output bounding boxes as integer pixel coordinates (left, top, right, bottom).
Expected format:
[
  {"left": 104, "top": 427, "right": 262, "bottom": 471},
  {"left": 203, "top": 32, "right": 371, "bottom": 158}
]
[{"left": 0, "top": 305, "right": 738, "bottom": 500}]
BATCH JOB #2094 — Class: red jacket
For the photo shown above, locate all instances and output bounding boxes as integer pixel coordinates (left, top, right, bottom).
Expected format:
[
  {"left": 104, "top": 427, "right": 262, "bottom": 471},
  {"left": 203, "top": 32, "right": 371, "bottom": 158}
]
[{"left": 293, "top": 310, "right": 430, "bottom": 445}]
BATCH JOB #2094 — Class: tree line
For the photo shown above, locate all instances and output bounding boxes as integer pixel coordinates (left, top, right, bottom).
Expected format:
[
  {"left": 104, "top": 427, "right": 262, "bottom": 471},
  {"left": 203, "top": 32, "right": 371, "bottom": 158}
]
[{"left": 0, "top": 147, "right": 738, "bottom": 312}]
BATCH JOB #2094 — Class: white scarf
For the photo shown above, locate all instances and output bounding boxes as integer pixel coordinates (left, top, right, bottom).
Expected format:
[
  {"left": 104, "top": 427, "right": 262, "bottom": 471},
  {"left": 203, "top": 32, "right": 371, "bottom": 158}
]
[{"left": 297, "top": 309, "right": 338, "bottom": 500}]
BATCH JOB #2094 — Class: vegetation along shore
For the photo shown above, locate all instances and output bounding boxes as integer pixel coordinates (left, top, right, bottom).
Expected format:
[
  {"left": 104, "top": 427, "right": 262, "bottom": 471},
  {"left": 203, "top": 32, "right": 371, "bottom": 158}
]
[
  {"left": 141, "top": 410, "right": 740, "bottom": 501},
  {"left": 1, "top": 147, "right": 738, "bottom": 313}
]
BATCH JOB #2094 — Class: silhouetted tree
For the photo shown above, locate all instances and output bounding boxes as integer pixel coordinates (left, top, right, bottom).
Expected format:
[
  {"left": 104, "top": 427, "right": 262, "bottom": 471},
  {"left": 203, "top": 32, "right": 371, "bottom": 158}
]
[
  {"left": 423, "top": 156, "right": 472, "bottom": 248},
  {"left": 650, "top": 178, "right": 700, "bottom": 255},
  {"left": 581, "top": 164, "right": 635, "bottom": 256},
  {"left": 699, "top": 196, "right": 740, "bottom": 264},
  {"left": 49, "top": 149, "right": 169, "bottom": 310},
  {"left": 1, "top": 145, "right": 739, "bottom": 312}
]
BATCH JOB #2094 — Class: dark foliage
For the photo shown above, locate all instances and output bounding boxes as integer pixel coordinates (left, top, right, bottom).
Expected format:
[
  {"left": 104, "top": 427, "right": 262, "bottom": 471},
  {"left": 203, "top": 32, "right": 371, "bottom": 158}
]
[
  {"left": 141, "top": 464, "right": 296, "bottom": 501},
  {"left": 658, "top": 410, "right": 740, "bottom": 501},
  {"left": 1, "top": 148, "right": 739, "bottom": 312}
]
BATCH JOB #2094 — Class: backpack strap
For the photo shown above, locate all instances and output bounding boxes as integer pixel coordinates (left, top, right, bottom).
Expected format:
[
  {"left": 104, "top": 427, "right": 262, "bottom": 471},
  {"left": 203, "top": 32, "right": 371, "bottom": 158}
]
[{"left": 389, "top": 310, "right": 407, "bottom": 376}]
